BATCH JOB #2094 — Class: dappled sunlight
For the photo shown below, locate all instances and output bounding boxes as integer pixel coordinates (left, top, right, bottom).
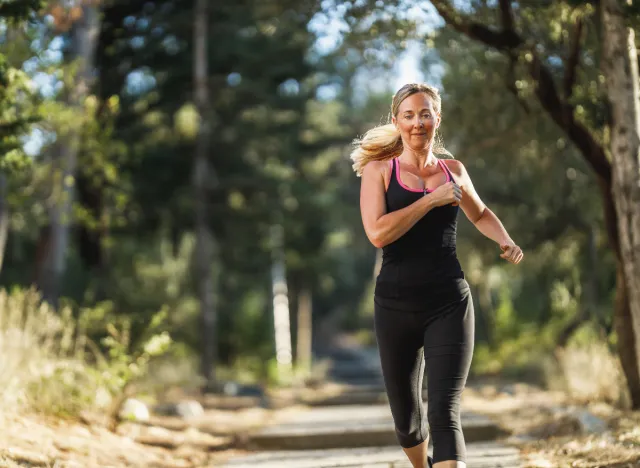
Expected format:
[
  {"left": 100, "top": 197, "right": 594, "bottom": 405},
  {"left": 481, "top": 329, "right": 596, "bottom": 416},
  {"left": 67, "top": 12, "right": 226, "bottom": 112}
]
[{"left": 1, "top": 0, "right": 639, "bottom": 467}]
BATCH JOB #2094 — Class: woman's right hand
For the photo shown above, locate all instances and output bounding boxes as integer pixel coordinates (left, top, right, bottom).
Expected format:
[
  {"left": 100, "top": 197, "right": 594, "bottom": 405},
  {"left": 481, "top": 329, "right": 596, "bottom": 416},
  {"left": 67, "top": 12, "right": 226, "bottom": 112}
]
[{"left": 429, "top": 182, "right": 462, "bottom": 207}]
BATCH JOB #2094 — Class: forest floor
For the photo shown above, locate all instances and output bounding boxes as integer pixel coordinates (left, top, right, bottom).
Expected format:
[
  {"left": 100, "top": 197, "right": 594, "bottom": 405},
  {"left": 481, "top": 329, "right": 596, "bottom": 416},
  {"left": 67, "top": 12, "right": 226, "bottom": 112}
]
[
  {"left": 462, "top": 382, "right": 640, "bottom": 468},
  {"left": 1, "top": 382, "right": 639, "bottom": 467}
]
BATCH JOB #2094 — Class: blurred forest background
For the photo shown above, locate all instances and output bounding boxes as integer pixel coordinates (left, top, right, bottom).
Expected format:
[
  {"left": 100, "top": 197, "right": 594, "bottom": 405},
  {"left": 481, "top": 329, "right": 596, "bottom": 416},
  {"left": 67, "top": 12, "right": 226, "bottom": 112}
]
[{"left": 2, "top": 0, "right": 640, "bottom": 418}]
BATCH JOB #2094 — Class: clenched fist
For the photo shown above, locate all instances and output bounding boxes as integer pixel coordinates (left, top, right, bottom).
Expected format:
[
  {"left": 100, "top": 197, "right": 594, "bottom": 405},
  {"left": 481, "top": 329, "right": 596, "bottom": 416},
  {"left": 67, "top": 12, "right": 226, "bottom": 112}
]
[
  {"left": 430, "top": 182, "right": 462, "bottom": 207},
  {"left": 500, "top": 242, "right": 523, "bottom": 264}
]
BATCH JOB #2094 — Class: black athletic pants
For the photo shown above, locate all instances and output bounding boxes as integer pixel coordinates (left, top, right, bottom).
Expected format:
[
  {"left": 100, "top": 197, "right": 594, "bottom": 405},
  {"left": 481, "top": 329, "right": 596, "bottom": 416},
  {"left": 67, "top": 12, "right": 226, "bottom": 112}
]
[{"left": 373, "top": 281, "right": 474, "bottom": 464}]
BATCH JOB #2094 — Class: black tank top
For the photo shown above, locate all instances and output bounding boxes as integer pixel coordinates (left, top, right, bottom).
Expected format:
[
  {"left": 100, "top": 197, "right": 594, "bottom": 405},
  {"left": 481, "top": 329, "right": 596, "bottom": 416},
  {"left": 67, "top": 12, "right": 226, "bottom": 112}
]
[{"left": 374, "top": 157, "right": 465, "bottom": 301}]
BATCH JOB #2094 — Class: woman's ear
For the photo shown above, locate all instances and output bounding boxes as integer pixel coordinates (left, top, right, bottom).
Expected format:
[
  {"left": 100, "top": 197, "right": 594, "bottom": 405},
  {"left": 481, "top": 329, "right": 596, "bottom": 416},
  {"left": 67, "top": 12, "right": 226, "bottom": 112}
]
[{"left": 391, "top": 115, "right": 397, "bottom": 130}]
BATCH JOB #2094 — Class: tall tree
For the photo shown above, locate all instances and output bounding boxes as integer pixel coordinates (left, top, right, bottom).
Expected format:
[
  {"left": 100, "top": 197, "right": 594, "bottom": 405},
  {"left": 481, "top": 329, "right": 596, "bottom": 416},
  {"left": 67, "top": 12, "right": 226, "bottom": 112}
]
[
  {"left": 428, "top": 0, "right": 640, "bottom": 407},
  {"left": 39, "top": 2, "right": 101, "bottom": 304},
  {"left": 601, "top": 0, "right": 640, "bottom": 391},
  {"left": 193, "top": 0, "right": 217, "bottom": 385}
]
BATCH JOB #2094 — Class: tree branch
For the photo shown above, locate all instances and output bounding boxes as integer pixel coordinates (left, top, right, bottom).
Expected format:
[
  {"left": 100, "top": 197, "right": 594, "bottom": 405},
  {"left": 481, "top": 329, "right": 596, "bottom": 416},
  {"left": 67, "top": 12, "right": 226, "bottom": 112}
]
[
  {"left": 498, "top": 0, "right": 515, "bottom": 32},
  {"left": 430, "top": 0, "right": 522, "bottom": 51},
  {"left": 431, "top": 0, "right": 611, "bottom": 181},
  {"left": 564, "top": 16, "right": 584, "bottom": 99},
  {"left": 506, "top": 51, "right": 530, "bottom": 114},
  {"left": 528, "top": 54, "right": 610, "bottom": 179}
]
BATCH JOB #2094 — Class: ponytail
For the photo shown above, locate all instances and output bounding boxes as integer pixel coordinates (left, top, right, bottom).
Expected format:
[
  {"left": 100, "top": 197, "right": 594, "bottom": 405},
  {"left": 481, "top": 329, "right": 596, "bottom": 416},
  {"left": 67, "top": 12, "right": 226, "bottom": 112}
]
[{"left": 350, "top": 124, "right": 402, "bottom": 176}]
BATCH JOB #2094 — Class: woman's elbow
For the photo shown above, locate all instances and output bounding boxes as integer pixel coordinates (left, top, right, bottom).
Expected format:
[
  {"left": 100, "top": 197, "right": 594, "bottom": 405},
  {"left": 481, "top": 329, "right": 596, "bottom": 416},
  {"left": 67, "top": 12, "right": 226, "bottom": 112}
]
[
  {"left": 367, "top": 231, "right": 386, "bottom": 249},
  {"left": 371, "top": 239, "right": 386, "bottom": 249}
]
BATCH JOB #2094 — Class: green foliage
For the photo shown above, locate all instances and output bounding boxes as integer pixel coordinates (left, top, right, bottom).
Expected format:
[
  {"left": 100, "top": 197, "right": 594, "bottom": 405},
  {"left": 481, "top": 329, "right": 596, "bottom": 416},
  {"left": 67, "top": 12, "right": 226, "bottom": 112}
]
[
  {"left": 0, "top": 56, "right": 39, "bottom": 171},
  {"left": 84, "top": 305, "right": 172, "bottom": 397},
  {"left": 0, "top": 0, "right": 44, "bottom": 23}
]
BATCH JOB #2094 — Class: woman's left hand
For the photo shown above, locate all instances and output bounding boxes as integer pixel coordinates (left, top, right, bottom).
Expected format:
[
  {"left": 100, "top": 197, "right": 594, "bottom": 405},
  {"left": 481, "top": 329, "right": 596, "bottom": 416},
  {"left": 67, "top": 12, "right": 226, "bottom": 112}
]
[{"left": 500, "top": 242, "right": 523, "bottom": 264}]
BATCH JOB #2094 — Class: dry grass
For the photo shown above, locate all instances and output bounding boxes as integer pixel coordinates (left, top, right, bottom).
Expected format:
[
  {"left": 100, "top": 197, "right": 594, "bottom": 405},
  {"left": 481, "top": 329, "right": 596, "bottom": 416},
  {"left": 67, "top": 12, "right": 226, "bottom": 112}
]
[
  {"left": 551, "top": 343, "right": 630, "bottom": 408},
  {"left": 0, "top": 288, "right": 100, "bottom": 416}
]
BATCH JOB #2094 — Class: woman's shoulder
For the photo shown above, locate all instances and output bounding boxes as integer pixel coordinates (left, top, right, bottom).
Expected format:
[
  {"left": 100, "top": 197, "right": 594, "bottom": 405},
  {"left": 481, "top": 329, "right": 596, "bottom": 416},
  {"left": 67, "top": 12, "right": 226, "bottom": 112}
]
[
  {"left": 441, "top": 158, "right": 468, "bottom": 179},
  {"left": 362, "top": 159, "right": 393, "bottom": 177}
]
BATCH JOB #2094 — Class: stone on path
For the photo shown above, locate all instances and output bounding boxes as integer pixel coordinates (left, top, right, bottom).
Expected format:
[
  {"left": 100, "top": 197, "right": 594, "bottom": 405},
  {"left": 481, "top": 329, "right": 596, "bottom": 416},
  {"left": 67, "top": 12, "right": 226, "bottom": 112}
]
[
  {"left": 119, "top": 398, "right": 150, "bottom": 422},
  {"left": 222, "top": 442, "right": 521, "bottom": 468},
  {"left": 153, "top": 399, "right": 205, "bottom": 419}
]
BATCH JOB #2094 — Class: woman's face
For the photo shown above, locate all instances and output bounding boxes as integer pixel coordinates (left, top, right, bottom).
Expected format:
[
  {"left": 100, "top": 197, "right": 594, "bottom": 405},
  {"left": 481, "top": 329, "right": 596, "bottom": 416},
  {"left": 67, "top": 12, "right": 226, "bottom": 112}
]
[{"left": 392, "top": 92, "right": 440, "bottom": 151}]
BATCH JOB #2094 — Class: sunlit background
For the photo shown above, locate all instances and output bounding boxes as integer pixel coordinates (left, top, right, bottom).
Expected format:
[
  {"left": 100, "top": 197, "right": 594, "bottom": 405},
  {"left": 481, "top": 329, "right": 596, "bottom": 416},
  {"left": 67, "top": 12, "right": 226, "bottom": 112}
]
[{"left": 1, "top": 2, "right": 638, "bottom": 453}]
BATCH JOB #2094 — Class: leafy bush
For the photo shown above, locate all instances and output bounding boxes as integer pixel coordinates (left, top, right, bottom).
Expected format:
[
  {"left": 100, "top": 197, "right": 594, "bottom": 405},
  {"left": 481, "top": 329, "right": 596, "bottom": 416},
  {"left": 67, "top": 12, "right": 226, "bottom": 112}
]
[{"left": 0, "top": 287, "right": 171, "bottom": 423}]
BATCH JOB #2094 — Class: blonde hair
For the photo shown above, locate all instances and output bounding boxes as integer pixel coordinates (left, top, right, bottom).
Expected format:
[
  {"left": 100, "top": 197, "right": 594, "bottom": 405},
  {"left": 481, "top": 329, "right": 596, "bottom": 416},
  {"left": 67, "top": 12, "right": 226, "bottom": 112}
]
[{"left": 350, "top": 83, "right": 452, "bottom": 176}]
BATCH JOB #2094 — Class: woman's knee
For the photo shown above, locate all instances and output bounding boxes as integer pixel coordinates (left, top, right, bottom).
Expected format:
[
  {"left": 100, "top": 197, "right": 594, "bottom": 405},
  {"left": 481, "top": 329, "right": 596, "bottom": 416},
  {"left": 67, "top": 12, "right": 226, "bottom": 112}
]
[
  {"left": 426, "top": 396, "right": 461, "bottom": 431},
  {"left": 396, "top": 424, "right": 428, "bottom": 448}
]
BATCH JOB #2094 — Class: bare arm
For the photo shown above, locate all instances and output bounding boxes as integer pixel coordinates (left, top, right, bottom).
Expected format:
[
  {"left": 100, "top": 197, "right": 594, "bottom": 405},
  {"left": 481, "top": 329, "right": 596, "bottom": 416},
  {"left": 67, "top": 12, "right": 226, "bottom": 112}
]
[
  {"left": 446, "top": 159, "right": 523, "bottom": 264},
  {"left": 359, "top": 161, "right": 460, "bottom": 248},
  {"left": 359, "top": 161, "right": 434, "bottom": 248}
]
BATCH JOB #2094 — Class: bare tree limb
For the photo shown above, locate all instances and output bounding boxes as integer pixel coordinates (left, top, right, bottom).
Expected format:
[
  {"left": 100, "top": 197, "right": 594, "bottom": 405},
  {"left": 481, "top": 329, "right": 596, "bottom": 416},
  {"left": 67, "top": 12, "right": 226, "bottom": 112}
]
[
  {"left": 506, "top": 51, "right": 531, "bottom": 114},
  {"left": 528, "top": 53, "right": 610, "bottom": 179},
  {"left": 498, "top": 0, "right": 515, "bottom": 32},
  {"left": 430, "top": 0, "right": 611, "bottom": 181},
  {"left": 564, "top": 15, "right": 584, "bottom": 99},
  {"left": 430, "top": 0, "right": 522, "bottom": 50}
]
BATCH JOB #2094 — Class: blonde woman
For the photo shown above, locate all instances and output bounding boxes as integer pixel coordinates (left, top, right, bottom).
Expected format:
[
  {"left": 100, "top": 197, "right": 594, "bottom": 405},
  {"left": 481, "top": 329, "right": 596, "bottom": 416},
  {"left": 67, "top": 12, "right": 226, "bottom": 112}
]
[{"left": 353, "top": 83, "right": 523, "bottom": 468}]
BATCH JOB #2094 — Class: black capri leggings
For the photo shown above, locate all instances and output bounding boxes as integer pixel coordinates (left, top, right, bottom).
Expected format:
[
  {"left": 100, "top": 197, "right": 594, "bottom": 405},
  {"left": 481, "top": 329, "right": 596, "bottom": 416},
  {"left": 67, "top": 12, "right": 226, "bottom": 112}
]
[{"left": 373, "top": 281, "right": 474, "bottom": 464}]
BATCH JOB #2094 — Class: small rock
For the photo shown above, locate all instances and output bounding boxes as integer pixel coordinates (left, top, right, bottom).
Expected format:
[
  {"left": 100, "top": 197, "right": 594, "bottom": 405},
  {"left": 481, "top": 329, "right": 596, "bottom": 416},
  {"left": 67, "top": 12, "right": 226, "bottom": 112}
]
[
  {"left": 223, "top": 381, "right": 240, "bottom": 396},
  {"left": 120, "top": 398, "right": 150, "bottom": 422},
  {"left": 575, "top": 410, "right": 608, "bottom": 434},
  {"left": 206, "top": 380, "right": 265, "bottom": 397},
  {"left": 175, "top": 400, "right": 205, "bottom": 418},
  {"left": 500, "top": 384, "right": 516, "bottom": 396},
  {"left": 153, "top": 400, "right": 205, "bottom": 419}
]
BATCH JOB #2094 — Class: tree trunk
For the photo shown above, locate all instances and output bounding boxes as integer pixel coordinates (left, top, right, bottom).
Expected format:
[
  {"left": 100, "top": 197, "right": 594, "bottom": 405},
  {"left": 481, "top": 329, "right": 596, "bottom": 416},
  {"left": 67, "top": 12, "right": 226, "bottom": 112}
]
[
  {"left": 40, "top": 4, "right": 100, "bottom": 304},
  {"left": 602, "top": 0, "right": 640, "bottom": 407},
  {"left": 193, "top": 0, "right": 217, "bottom": 385},
  {"left": 296, "top": 287, "right": 313, "bottom": 376},
  {"left": 0, "top": 174, "right": 8, "bottom": 273},
  {"left": 270, "top": 224, "right": 293, "bottom": 380}
]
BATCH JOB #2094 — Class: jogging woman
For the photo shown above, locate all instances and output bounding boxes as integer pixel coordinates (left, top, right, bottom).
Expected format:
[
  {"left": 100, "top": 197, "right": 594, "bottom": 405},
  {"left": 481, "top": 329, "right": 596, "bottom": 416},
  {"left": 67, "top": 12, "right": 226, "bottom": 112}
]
[{"left": 352, "top": 83, "right": 523, "bottom": 468}]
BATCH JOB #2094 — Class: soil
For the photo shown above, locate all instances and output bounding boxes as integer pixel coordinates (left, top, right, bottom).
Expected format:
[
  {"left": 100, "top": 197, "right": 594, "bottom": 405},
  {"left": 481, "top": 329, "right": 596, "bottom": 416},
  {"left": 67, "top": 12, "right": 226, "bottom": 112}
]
[
  {"left": 1, "top": 383, "right": 639, "bottom": 467},
  {"left": 463, "top": 382, "right": 640, "bottom": 468}
]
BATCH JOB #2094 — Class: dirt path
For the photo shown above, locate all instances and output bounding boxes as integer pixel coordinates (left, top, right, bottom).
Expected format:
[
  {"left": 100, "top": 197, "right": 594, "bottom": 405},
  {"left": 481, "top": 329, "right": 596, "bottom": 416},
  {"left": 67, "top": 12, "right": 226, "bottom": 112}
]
[{"left": 1, "top": 383, "right": 639, "bottom": 467}]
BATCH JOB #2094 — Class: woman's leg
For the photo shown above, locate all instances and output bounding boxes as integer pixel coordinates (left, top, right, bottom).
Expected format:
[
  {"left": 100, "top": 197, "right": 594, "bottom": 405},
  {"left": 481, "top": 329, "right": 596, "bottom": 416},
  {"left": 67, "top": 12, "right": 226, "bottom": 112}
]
[
  {"left": 423, "top": 291, "right": 474, "bottom": 467},
  {"left": 402, "top": 440, "right": 430, "bottom": 468},
  {"left": 374, "top": 299, "right": 429, "bottom": 468}
]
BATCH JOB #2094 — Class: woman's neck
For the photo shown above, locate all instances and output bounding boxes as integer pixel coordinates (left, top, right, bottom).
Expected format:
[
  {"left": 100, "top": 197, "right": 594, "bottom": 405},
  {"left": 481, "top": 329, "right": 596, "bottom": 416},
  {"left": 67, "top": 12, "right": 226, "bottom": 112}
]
[{"left": 400, "top": 145, "right": 437, "bottom": 169}]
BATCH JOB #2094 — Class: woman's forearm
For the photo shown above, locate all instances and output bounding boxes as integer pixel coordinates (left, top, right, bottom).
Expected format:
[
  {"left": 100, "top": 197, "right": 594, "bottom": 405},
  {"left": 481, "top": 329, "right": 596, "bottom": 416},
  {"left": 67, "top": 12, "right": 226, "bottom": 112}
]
[
  {"left": 473, "top": 208, "right": 513, "bottom": 245},
  {"left": 370, "top": 195, "right": 435, "bottom": 248}
]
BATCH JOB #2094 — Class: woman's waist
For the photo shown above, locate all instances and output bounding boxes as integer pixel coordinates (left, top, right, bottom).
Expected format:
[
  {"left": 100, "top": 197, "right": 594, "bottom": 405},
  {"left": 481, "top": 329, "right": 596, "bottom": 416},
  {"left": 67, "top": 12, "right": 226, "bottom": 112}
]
[
  {"left": 377, "top": 256, "right": 462, "bottom": 282},
  {"left": 381, "top": 246, "right": 458, "bottom": 264},
  {"left": 374, "top": 275, "right": 469, "bottom": 306}
]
